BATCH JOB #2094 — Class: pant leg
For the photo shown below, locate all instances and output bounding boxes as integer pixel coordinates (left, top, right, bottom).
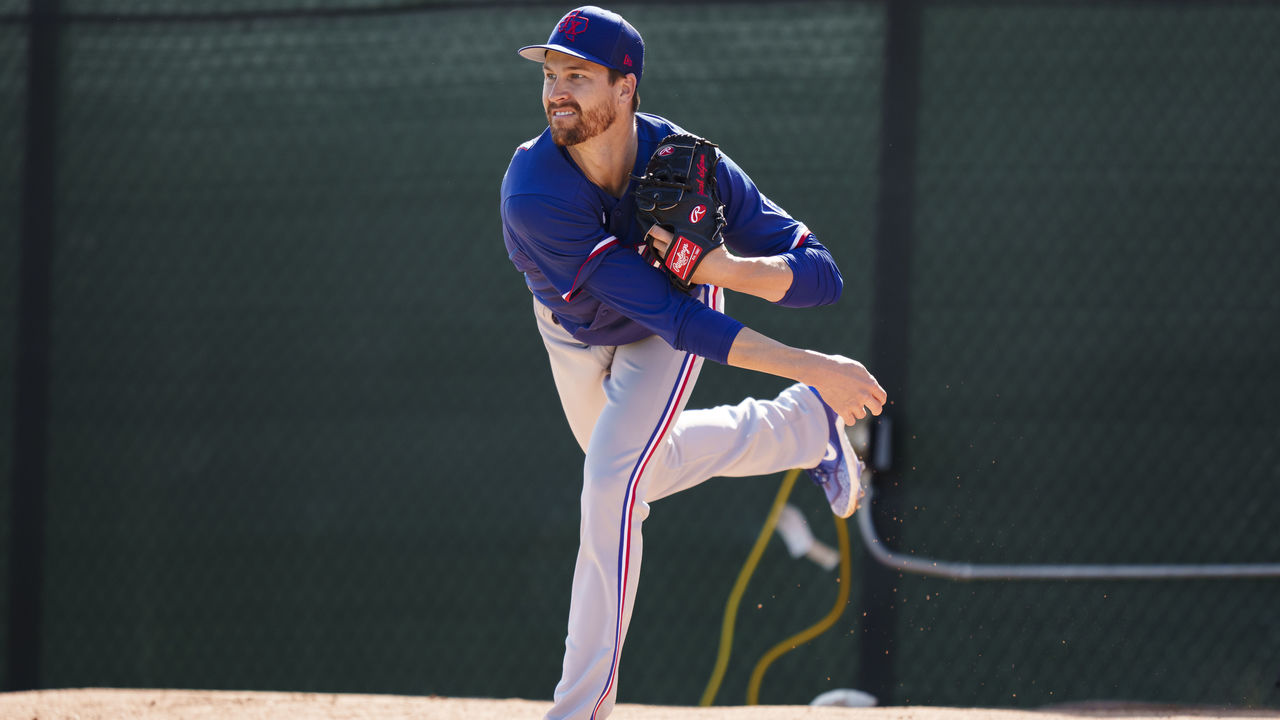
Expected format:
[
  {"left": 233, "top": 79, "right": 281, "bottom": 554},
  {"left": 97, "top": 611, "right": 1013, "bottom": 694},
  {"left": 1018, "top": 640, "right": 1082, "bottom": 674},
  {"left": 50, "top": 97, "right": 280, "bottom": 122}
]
[
  {"left": 537, "top": 285, "right": 832, "bottom": 718},
  {"left": 537, "top": 289, "right": 720, "bottom": 720},
  {"left": 545, "top": 338, "right": 705, "bottom": 719},
  {"left": 643, "top": 382, "right": 830, "bottom": 503}
]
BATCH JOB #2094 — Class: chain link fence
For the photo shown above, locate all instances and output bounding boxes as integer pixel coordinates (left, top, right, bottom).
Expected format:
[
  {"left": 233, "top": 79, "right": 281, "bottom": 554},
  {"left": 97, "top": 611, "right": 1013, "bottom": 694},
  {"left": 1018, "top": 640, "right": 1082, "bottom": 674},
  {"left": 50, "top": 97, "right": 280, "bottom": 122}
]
[{"left": 3, "top": 0, "right": 1277, "bottom": 711}]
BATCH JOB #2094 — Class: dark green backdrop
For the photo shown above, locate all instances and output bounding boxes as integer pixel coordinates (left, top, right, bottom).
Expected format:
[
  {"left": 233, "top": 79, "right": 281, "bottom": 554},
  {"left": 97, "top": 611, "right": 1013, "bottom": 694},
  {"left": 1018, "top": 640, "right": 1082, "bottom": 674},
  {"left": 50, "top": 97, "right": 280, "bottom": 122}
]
[{"left": 3, "top": 0, "right": 1277, "bottom": 710}]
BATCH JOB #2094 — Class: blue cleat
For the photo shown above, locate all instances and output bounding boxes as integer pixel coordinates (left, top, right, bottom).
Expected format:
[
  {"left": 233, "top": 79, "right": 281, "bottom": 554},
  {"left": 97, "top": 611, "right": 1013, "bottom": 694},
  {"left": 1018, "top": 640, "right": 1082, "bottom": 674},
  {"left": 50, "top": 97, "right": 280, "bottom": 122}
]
[{"left": 805, "top": 390, "right": 867, "bottom": 518}]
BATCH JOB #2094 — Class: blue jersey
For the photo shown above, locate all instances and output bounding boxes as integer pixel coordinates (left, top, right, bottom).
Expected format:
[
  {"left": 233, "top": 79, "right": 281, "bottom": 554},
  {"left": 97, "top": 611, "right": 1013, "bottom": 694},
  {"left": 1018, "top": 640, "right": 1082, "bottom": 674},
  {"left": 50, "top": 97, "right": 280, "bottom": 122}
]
[{"left": 501, "top": 112, "right": 843, "bottom": 365}]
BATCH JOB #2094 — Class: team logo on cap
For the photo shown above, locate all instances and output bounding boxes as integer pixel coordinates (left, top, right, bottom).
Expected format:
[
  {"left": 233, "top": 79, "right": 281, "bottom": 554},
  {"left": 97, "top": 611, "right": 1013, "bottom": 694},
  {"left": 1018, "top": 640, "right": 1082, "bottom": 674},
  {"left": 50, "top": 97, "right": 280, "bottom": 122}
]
[{"left": 557, "top": 10, "right": 589, "bottom": 41}]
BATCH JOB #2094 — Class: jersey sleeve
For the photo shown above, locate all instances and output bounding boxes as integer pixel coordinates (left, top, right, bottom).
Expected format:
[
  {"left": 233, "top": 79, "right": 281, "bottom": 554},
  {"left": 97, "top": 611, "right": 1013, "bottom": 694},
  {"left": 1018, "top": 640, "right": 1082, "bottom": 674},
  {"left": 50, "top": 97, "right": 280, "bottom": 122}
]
[
  {"left": 715, "top": 152, "right": 844, "bottom": 307},
  {"left": 581, "top": 249, "right": 744, "bottom": 364},
  {"left": 776, "top": 233, "right": 844, "bottom": 308},
  {"left": 502, "top": 192, "right": 620, "bottom": 301}
]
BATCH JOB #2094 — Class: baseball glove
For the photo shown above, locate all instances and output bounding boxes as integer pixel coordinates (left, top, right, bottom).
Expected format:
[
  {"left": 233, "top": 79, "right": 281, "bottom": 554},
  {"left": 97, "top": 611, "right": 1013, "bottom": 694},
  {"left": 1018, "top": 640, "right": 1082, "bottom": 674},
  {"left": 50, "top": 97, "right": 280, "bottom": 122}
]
[{"left": 632, "top": 133, "right": 725, "bottom": 290}]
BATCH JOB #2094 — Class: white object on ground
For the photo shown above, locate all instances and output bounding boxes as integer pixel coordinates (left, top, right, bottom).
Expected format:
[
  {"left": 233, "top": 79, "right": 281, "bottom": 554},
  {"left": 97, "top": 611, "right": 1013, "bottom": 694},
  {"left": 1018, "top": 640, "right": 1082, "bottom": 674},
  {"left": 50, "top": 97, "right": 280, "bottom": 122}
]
[{"left": 810, "top": 688, "right": 878, "bottom": 707}]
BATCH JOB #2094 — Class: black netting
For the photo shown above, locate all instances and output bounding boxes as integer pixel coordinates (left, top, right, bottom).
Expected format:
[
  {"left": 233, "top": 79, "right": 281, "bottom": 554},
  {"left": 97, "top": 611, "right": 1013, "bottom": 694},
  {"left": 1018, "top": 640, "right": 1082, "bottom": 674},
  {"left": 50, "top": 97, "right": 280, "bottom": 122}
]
[
  {"left": 58, "top": 0, "right": 490, "bottom": 14},
  {"left": 41, "top": 5, "right": 557, "bottom": 697},
  {"left": 891, "top": 2, "right": 1280, "bottom": 708}
]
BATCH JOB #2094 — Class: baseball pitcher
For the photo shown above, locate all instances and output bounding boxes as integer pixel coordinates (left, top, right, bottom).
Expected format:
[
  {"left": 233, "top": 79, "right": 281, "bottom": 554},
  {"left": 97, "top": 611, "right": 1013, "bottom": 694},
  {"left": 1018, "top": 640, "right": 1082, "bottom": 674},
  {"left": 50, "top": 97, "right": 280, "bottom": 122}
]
[{"left": 499, "top": 6, "right": 887, "bottom": 719}]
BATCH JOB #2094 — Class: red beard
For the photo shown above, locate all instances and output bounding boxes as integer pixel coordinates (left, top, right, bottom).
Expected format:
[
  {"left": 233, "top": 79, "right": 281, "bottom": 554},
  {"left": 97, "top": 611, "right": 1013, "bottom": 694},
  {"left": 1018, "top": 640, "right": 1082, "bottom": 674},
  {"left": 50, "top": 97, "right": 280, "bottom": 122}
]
[{"left": 547, "top": 100, "right": 618, "bottom": 146}]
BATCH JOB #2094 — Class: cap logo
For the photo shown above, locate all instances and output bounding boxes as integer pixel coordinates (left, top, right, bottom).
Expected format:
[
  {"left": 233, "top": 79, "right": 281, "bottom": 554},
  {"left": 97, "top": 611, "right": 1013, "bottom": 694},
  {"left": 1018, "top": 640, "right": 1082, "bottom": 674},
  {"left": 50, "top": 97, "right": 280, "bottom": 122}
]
[
  {"left": 623, "top": 54, "right": 633, "bottom": 67},
  {"left": 557, "top": 10, "right": 589, "bottom": 42},
  {"left": 657, "top": 145, "right": 675, "bottom": 157}
]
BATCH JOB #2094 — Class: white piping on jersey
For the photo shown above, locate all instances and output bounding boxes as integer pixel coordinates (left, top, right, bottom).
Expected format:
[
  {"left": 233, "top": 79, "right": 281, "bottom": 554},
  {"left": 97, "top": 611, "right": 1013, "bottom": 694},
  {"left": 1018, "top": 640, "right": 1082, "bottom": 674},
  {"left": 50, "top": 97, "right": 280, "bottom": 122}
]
[
  {"left": 789, "top": 224, "right": 811, "bottom": 251},
  {"left": 590, "top": 235, "right": 618, "bottom": 256},
  {"left": 562, "top": 235, "right": 620, "bottom": 301}
]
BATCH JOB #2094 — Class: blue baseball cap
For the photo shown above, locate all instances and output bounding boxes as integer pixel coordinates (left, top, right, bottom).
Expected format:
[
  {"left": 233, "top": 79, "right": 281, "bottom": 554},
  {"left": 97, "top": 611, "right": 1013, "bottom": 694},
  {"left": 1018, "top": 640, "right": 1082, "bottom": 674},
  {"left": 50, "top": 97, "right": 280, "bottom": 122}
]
[{"left": 518, "top": 6, "right": 644, "bottom": 83}]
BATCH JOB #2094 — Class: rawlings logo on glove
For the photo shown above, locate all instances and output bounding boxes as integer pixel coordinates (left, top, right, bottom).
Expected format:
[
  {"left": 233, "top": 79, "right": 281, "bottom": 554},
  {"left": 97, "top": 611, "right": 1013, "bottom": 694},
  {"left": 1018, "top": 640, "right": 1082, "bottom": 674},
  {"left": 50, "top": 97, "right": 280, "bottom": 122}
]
[
  {"left": 668, "top": 236, "right": 702, "bottom": 276},
  {"left": 632, "top": 133, "right": 725, "bottom": 290}
]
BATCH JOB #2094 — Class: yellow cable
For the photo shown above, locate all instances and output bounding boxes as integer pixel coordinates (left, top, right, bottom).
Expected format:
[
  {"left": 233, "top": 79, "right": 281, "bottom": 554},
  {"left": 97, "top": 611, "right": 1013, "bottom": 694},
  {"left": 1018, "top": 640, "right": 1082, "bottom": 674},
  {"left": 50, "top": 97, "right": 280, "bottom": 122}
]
[
  {"left": 698, "top": 468, "right": 800, "bottom": 707},
  {"left": 745, "top": 509, "right": 852, "bottom": 705}
]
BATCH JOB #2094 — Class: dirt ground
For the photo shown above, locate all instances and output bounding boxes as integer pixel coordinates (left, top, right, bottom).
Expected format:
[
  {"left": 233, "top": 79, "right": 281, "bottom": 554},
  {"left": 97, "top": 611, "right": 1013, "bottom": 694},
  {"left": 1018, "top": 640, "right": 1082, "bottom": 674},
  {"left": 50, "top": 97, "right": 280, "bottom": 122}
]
[{"left": 1, "top": 689, "right": 1276, "bottom": 720}]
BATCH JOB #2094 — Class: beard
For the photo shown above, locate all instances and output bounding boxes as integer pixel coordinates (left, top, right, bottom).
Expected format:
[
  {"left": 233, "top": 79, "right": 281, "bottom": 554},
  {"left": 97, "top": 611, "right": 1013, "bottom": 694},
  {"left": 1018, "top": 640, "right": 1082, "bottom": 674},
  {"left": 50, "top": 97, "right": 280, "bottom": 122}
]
[{"left": 547, "top": 100, "right": 618, "bottom": 147}]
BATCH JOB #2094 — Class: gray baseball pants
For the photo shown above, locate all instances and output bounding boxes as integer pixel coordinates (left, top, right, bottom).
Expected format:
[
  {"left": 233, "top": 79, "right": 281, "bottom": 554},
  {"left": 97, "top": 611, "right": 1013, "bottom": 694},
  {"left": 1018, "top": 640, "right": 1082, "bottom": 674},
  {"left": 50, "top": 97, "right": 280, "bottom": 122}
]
[{"left": 534, "top": 288, "right": 830, "bottom": 720}]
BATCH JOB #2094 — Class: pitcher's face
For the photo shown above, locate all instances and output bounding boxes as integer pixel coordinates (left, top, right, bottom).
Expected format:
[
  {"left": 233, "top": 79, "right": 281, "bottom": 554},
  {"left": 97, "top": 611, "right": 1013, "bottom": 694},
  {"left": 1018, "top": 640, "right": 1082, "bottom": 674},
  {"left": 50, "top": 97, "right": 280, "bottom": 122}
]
[{"left": 542, "top": 51, "right": 620, "bottom": 147}]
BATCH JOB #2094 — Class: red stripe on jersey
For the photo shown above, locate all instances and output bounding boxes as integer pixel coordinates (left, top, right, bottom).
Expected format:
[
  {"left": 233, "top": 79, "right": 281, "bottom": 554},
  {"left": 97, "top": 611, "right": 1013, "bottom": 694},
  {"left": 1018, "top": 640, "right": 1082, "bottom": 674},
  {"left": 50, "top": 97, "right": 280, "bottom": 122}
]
[{"left": 562, "top": 236, "right": 619, "bottom": 301}]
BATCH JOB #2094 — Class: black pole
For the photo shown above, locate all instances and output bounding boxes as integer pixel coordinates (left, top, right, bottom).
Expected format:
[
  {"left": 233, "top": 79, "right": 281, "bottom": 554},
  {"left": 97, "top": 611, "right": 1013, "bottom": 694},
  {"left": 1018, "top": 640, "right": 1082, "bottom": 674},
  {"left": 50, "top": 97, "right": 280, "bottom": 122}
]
[
  {"left": 8, "top": 0, "right": 60, "bottom": 692},
  {"left": 857, "top": 0, "right": 921, "bottom": 704}
]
